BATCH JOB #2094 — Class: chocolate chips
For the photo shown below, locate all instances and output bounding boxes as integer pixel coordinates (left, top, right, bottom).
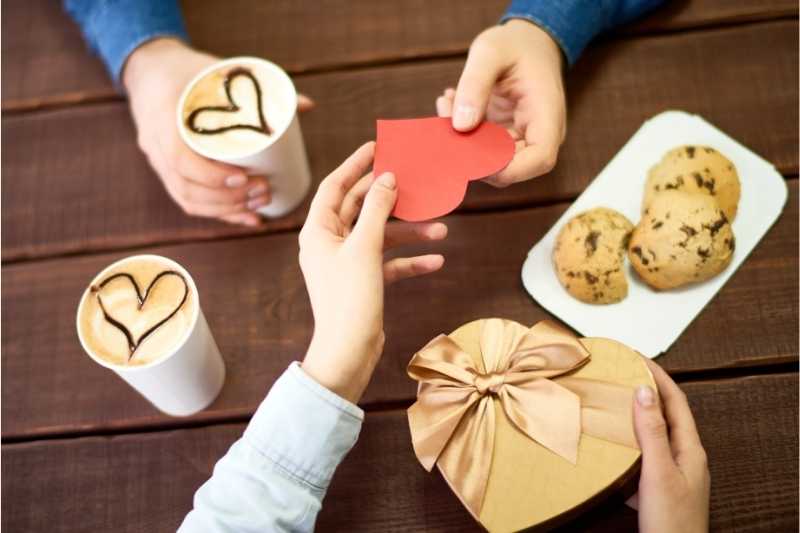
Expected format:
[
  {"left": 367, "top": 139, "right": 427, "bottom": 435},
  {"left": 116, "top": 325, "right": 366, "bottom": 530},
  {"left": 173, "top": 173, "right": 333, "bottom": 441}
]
[
  {"left": 680, "top": 224, "right": 697, "bottom": 238},
  {"left": 686, "top": 146, "right": 696, "bottom": 158},
  {"left": 703, "top": 215, "right": 728, "bottom": 237},
  {"left": 664, "top": 175, "right": 685, "bottom": 190},
  {"left": 631, "top": 246, "right": 649, "bottom": 265},
  {"left": 652, "top": 221, "right": 663, "bottom": 230},
  {"left": 692, "top": 172, "right": 716, "bottom": 194},
  {"left": 584, "top": 231, "right": 600, "bottom": 256},
  {"left": 584, "top": 272, "right": 599, "bottom": 284}
]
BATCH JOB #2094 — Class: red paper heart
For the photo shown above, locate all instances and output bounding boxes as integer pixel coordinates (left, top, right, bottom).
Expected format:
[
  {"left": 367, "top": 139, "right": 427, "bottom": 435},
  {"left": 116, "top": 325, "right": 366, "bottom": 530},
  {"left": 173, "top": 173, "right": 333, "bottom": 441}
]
[{"left": 374, "top": 117, "right": 515, "bottom": 221}]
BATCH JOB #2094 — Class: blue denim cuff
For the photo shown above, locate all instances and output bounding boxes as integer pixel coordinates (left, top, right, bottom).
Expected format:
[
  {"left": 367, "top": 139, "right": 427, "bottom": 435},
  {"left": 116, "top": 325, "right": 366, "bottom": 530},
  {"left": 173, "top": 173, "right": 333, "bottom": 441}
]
[
  {"left": 500, "top": 0, "right": 665, "bottom": 66},
  {"left": 67, "top": 0, "right": 189, "bottom": 86},
  {"left": 244, "top": 362, "right": 364, "bottom": 490},
  {"left": 500, "top": 0, "right": 605, "bottom": 66}
]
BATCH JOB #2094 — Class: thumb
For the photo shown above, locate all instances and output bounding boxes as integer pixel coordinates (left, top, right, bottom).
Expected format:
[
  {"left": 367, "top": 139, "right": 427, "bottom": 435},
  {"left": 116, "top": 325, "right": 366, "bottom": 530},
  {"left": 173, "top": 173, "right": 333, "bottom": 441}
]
[
  {"left": 352, "top": 172, "right": 397, "bottom": 248},
  {"left": 634, "top": 385, "right": 677, "bottom": 478},
  {"left": 452, "top": 42, "right": 505, "bottom": 131}
]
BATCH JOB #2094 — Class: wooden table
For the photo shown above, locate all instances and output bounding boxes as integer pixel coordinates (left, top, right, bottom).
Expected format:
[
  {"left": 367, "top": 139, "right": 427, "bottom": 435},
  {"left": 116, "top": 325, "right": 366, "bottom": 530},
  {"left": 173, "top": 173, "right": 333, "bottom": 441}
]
[{"left": 2, "top": 1, "right": 798, "bottom": 531}]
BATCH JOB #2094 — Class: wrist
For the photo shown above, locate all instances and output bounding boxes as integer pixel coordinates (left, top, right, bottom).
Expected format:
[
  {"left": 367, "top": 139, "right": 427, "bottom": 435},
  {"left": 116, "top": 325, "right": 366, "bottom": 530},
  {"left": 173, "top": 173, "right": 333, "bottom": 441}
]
[
  {"left": 505, "top": 19, "right": 565, "bottom": 73},
  {"left": 301, "top": 334, "right": 383, "bottom": 404},
  {"left": 122, "top": 37, "right": 189, "bottom": 94}
]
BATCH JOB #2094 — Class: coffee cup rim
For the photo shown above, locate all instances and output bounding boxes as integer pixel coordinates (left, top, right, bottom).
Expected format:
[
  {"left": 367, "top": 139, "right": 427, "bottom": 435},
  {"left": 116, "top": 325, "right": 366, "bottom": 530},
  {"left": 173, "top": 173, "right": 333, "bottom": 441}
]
[
  {"left": 75, "top": 254, "right": 201, "bottom": 372},
  {"left": 176, "top": 56, "right": 299, "bottom": 162}
]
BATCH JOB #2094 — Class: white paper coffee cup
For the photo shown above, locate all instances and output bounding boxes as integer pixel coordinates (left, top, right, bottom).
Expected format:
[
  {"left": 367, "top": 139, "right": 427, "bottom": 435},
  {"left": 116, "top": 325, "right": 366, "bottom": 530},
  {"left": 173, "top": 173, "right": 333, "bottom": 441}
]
[
  {"left": 177, "top": 56, "right": 312, "bottom": 218},
  {"left": 76, "top": 255, "right": 225, "bottom": 417}
]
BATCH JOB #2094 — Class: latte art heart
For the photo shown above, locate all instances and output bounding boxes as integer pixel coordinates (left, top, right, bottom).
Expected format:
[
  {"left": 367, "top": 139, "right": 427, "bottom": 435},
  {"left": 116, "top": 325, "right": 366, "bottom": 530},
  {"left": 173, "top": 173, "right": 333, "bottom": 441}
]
[
  {"left": 91, "top": 270, "right": 189, "bottom": 361},
  {"left": 186, "top": 67, "right": 273, "bottom": 136}
]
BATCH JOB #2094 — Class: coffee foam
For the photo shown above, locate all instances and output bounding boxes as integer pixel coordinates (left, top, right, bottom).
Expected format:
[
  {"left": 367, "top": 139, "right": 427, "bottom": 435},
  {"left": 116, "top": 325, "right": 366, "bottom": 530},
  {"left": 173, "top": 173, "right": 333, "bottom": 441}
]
[
  {"left": 77, "top": 256, "right": 197, "bottom": 367},
  {"left": 180, "top": 58, "right": 296, "bottom": 160}
]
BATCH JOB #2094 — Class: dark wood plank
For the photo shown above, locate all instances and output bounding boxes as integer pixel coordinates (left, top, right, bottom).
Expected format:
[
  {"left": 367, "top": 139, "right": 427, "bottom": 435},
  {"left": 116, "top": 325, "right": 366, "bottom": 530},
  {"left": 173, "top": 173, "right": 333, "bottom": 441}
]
[
  {"left": 3, "top": 374, "right": 797, "bottom": 532},
  {"left": 3, "top": 181, "right": 796, "bottom": 438},
  {"left": 3, "top": 0, "right": 796, "bottom": 110},
  {"left": 3, "top": 20, "right": 798, "bottom": 261}
]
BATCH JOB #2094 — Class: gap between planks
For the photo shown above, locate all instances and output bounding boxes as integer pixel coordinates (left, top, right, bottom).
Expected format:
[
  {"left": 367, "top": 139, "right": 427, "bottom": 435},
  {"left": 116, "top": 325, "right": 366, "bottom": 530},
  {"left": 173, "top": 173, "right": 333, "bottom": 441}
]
[
  {"left": 2, "top": 12, "right": 797, "bottom": 116},
  {"left": 2, "top": 362, "right": 797, "bottom": 445},
  {"left": 3, "top": 175, "right": 797, "bottom": 268}
]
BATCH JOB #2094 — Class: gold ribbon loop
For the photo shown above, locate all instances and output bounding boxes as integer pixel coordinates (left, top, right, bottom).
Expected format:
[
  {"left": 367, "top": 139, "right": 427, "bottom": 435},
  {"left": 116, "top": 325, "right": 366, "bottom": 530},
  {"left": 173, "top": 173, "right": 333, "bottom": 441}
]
[{"left": 407, "top": 319, "right": 639, "bottom": 518}]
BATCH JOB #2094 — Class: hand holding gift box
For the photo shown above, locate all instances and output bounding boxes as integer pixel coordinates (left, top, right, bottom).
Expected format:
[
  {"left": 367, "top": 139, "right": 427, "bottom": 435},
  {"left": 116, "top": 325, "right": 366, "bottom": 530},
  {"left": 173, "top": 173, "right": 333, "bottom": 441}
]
[{"left": 408, "top": 318, "right": 657, "bottom": 532}]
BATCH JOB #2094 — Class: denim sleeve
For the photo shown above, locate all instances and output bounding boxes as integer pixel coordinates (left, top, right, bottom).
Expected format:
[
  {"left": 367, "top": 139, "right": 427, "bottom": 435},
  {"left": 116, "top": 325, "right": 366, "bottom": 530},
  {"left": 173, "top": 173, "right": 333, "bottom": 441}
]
[
  {"left": 501, "top": 0, "right": 665, "bottom": 66},
  {"left": 64, "top": 0, "right": 189, "bottom": 85},
  {"left": 178, "top": 362, "right": 364, "bottom": 533}
]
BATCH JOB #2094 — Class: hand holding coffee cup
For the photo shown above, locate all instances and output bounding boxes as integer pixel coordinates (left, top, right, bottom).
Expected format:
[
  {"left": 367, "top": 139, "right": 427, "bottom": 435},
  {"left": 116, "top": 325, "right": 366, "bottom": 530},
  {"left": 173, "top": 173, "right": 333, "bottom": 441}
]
[
  {"left": 178, "top": 56, "right": 314, "bottom": 219},
  {"left": 123, "top": 39, "right": 313, "bottom": 226}
]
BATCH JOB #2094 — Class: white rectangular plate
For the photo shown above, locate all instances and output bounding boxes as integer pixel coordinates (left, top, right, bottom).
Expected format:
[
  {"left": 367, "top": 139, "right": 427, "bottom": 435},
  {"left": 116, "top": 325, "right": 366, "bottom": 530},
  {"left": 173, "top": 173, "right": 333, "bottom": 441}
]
[{"left": 521, "top": 111, "right": 788, "bottom": 357}]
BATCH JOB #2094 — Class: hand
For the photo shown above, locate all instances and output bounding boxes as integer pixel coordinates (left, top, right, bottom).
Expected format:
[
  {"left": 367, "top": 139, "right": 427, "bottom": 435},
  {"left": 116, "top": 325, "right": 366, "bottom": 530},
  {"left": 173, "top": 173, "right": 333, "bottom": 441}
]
[
  {"left": 299, "top": 142, "right": 447, "bottom": 403},
  {"left": 436, "top": 20, "right": 566, "bottom": 187},
  {"left": 627, "top": 359, "right": 710, "bottom": 533},
  {"left": 123, "top": 38, "right": 314, "bottom": 226}
]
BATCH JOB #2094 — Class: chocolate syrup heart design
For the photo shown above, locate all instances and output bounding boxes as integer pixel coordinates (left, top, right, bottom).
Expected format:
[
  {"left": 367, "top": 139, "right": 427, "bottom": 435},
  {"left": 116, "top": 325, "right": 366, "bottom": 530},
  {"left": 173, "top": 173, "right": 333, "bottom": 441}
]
[
  {"left": 91, "top": 271, "right": 189, "bottom": 361},
  {"left": 186, "top": 67, "right": 273, "bottom": 136}
]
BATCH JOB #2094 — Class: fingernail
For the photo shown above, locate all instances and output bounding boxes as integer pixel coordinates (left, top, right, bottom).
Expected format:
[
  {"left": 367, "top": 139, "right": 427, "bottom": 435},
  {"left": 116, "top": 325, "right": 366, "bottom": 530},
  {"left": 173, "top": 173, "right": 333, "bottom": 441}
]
[
  {"left": 248, "top": 184, "right": 268, "bottom": 198},
  {"left": 453, "top": 104, "right": 477, "bottom": 130},
  {"left": 377, "top": 172, "right": 396, "bottom": 190},
  {"left": 636, "top": 385, "right": 655, "bottom": 407},
  {"left": 247, "top": 197, "right": 268, "bottom": 210},
  {"left": 225, "top": 174, "right": 247, "bottom": 188}
]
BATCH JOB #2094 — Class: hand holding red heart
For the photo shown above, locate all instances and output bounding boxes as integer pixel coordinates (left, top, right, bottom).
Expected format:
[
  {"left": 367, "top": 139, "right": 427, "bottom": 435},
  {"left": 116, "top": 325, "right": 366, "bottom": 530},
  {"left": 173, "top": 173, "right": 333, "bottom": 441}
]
[
  {"left": 299, "top": 142, "right": 447, "bottom": 403},
  {"left": 123, "top": 38, "right": 314, "bottom": 227},
  {"left": 436, "top": 19, "right": 566, "bottom": 188}
]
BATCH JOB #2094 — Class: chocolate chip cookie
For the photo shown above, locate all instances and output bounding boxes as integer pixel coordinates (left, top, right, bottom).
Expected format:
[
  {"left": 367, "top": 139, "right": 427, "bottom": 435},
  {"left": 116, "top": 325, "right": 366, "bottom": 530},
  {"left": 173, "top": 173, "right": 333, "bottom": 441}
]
[
  {"left": 643, "top": 145, "right": 741, "bottom": 221},
  {"left": 629, "top": 190, "right": 735, "bottom": 290},
  {"left": 553, "top": 208, "right": 634, "bottom": 304}
]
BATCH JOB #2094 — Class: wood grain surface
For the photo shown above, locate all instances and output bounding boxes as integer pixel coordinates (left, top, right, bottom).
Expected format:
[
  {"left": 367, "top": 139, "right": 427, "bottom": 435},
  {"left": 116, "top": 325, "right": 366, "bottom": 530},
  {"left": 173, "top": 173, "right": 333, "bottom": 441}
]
[
  {"left": 3, "top": 181, "right": 796, "bottom": 439},
  {"left": 2, "top": 0, "right": 796, "bottom": 110},
  {"left": 3, "top": 20, "right": 798, "bottom": 261},
  {"left": 3, "top": 374, "right": 796, "bottom": 532}
]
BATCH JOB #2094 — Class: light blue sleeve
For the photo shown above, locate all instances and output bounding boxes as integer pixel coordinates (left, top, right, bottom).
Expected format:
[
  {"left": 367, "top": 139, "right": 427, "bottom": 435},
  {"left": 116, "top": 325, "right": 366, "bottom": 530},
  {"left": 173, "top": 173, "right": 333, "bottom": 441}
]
[
  {"left": 179, "top": 362, "right": 364, "bottom": 532},
  {"left": 64, "top": 0, "right": 189, "bottom": 85},
  {"left": 501, "top": 0, "right": 666, "bottom": 66}
]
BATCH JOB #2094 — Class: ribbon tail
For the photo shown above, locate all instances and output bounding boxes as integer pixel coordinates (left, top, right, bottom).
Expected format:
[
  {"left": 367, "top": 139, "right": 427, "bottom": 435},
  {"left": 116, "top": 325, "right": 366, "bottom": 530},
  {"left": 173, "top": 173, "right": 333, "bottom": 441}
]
[
  {"left": 555, "top": 376, "right": 638, "bottom": 449},
  {"left": 435, "top": 395, "right": 496, "bottom": 520},
  {"left": 408, "top": 387, "right": 477, "bottom": 471},
  {"left": 499, "top": 380, "right": 582, "bottom": 464}
]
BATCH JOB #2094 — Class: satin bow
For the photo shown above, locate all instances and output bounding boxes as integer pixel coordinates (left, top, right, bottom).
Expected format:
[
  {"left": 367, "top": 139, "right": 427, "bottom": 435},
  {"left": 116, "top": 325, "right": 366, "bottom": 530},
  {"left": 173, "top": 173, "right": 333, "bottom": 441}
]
[{"left": 407, "top": 319, "right": 638, "bottom": 518}]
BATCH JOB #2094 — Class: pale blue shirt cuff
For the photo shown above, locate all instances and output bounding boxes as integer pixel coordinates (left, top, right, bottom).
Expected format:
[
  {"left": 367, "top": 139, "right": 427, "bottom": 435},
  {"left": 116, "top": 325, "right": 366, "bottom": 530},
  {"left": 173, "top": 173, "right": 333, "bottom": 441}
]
[{"left": 244, "top": 362, "right": 364, "bottom": 490}]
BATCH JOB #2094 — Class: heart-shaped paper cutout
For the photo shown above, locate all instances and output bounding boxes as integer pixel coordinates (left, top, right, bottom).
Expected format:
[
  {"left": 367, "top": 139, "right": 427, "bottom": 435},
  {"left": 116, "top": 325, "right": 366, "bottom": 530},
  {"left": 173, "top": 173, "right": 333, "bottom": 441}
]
[
  {"left": 186, "top": 67, "right": 272, "bottom": 136},
  {"left": 91, "top": 271, "right": 189, "bottom": 361},
  {"left": 374, "top": 117, "right": 514, "bottom": 221}
]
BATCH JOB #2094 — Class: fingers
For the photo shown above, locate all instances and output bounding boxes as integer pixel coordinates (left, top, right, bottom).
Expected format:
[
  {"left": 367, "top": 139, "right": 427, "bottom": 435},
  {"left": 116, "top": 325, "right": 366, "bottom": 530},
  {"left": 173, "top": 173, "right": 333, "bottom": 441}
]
[
  {"left": 339, "top": 173, "right": 375, "bottom": 228},
  {"left": 351, "top": 172, "right": 397, "bottom": 248},
  {"left": 452, "top": 38, "right": 506, "bottom": 131},
  {"left": 297, "top": 93, "right": 315, "bottom": 113},
  {"left": 633, "top": 383, "right": 678, "bottom": 480},
  {"left": 384, "top": 254, "right": 445, "bottom": 284},
  {"left": 384, "top": 222, "right": 448, "bottom": 250},
  {"left": 309, "top": 141, "right": 375, "bottom": 222},
  {"left": 436, "top": 88, "right": 455, "bottom": 117},
  {"left": 644, "top": 359, "right": 706, "bottom": 466},
  {"left": 486, "top": 141, "right": 558, "bottom": 187},
  {"left": 220, "top": 212, "right": 264, "bottom": 227},
  {"left": 175, "top": 144, "right": 249, "bottom": 189}
]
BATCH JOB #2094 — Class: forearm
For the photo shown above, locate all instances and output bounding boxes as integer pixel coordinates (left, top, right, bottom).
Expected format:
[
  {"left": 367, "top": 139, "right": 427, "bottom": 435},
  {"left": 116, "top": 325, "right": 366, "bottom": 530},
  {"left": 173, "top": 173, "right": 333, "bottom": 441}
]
[
  {"left": 64, "top": 0, "right": 189, "bottom": 85},
  {"left": 501, "top": 0, "right": 665, "bottom": 65},
  {"left": 179, "top": 363, "right": 363, "bottom": 533}
]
